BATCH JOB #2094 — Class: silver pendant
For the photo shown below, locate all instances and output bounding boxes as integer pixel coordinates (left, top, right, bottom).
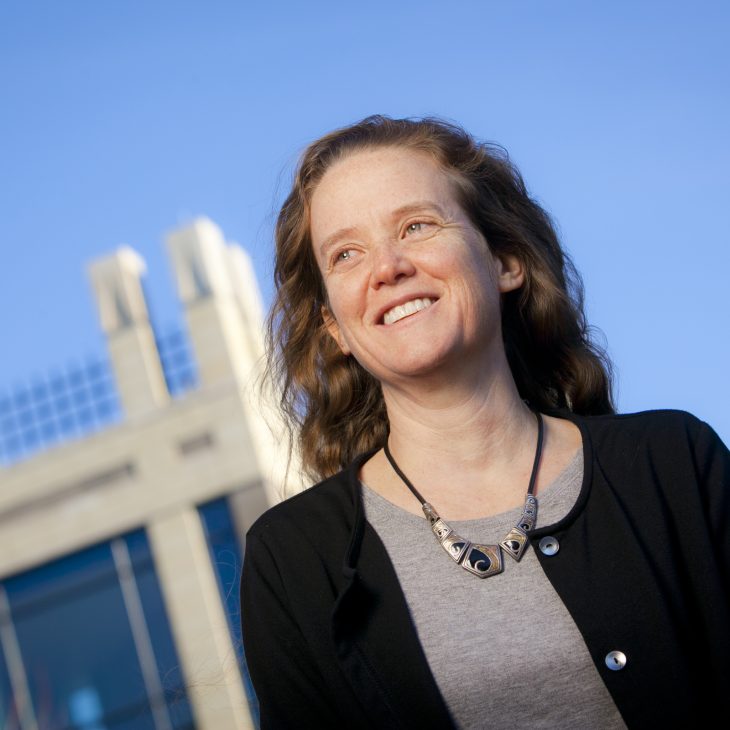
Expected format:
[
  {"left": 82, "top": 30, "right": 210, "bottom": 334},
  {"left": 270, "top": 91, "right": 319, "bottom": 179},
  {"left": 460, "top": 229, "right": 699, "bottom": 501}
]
[
  {"left": 422, "top": 504, "right": 504, "bottom": 578},
  {"left": 462, "top": 542, "right": 503, "bottom": 577},
  {"left": 500, "top": 526, "right": 529, "bottom": 561},
  {"left": 500, "top": 494, "right": 538, "bottom": 562},
  {"left": 386, "top": 411, "right": 544, "bottom": 579}
]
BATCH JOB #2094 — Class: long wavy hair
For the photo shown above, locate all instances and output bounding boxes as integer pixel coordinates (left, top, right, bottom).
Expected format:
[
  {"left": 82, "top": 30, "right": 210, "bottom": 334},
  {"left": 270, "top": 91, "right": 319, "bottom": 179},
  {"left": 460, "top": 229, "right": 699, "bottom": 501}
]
[{"left": 268, "top": 115, "right": 614, "bottom": 481}]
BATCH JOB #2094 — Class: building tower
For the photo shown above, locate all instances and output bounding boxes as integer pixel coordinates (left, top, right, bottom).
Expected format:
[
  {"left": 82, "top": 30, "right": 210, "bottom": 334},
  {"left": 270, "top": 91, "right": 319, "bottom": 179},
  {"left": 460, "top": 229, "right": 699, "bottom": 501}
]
[{"left": 0, "top": 218, "right": 292, "bottom": 730}]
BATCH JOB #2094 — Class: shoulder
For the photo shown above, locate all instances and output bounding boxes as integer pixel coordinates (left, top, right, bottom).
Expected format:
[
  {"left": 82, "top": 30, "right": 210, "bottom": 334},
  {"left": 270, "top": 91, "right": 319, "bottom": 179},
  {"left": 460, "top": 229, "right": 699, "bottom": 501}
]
[
  {"left": 575, "top": 407, "right": 703, "bottom": 431},
  {"left": 246, "top": 456, "right": 365, "bottom": 550},
  {"left": 570, "top": 408, "right": 728, "bottom": 496},
  {"left": 242, "top": 456, "right": 372, "bottom": 596},
  {"left": 571, "top": 408, "right": 712, "bottom": 455}
]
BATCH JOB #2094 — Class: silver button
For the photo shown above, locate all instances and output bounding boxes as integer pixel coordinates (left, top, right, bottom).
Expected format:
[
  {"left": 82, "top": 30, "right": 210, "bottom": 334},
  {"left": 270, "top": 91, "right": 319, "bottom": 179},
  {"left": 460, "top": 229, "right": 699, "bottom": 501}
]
[
  {"left": 538, "top": 536, "right": 559, "bottom": 556},
  {"left": 605, "top": 650, "right": 627, "bottom": 671}
]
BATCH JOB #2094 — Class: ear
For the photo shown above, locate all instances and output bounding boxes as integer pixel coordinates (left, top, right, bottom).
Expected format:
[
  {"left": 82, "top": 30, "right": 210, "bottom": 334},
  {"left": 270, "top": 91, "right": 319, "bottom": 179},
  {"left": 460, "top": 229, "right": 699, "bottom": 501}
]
[
  {"left": 321, "top": 306, "right": 351, "bottom": 356},
  {"left": 495, "top": 254, "right": 524, "bottom": 293}
]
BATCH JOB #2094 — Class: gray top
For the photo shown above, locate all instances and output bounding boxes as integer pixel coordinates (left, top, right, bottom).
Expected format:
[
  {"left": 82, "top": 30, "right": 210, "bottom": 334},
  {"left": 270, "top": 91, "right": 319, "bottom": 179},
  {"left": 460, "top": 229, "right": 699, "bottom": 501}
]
[{"left": 362, "top": 449, "right": 627, "bottom": 730}]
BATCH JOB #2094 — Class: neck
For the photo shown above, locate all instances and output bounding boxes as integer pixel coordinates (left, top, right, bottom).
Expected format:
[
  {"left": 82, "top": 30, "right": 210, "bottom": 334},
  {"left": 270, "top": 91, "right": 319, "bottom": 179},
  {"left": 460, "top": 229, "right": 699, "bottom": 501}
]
[{"left": 381, "top": 350, "right": 535, "bottom": 484}]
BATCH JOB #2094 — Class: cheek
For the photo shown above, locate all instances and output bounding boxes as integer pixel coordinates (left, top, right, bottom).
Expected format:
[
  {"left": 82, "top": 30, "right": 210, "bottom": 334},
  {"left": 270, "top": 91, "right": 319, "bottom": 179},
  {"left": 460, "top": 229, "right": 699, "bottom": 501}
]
[
  {"left": 325, "top": 265, "right": 371, "bottom": 313},
  {"left": 323, "top": 282, "right": 358, "bottom": 326},
  {"left": 456, "top": 255, "right": 502, "bottom": 321}
]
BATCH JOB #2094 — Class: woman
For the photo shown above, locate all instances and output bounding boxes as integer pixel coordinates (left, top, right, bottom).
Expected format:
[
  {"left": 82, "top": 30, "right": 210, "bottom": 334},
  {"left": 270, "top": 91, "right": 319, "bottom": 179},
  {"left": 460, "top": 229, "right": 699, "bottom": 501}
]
[{"left": 241, "top": 116, "right": 729, "bottom": 729}]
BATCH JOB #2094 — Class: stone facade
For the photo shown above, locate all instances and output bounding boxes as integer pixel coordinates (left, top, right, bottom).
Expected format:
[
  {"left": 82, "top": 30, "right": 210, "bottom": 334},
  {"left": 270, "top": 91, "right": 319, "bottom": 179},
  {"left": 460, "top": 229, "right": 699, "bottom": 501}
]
[{"left": 0, "top": 218, "right": 295, "bottom": 729}]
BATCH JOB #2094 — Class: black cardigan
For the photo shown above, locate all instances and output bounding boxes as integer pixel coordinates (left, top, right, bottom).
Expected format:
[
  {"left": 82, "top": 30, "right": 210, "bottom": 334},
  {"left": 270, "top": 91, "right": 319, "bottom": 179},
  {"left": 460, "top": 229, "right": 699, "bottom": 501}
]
[{"left": 241, "top": 410, "right": 730, "bottom": 729}]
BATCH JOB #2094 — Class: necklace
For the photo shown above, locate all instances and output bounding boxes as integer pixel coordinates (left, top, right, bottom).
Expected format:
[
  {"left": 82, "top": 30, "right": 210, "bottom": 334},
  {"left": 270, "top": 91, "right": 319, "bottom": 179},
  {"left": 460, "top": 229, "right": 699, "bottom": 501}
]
[{"left": 383, "top": 411, "right": 544, "bottom": 578}]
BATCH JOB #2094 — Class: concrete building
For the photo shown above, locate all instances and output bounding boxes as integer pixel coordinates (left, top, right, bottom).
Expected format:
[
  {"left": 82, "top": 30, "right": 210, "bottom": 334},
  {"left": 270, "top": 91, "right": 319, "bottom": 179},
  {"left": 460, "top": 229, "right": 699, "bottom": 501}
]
[{"left": 0, "top": 218, "right": 291, "bottom": 730}]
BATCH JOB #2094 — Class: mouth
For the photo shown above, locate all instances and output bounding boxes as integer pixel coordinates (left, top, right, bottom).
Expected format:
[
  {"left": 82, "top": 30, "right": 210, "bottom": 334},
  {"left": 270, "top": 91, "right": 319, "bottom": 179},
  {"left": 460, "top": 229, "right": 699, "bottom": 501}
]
[{"left": 381, "top": 297, "right": 436, "bottom": 325}]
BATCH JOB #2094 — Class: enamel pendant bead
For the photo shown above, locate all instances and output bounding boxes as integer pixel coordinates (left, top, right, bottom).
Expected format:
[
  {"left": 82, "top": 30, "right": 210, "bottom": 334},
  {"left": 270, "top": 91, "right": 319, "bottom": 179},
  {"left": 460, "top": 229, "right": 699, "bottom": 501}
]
[
  {"left": 500, "top": 494, "right": 538, "bottom": 561},
  {"left": 423, "top": 503, "right": 504, "bottom": 577},
  {"left": 384, "top": 411, "right": 544, "bottom": 579}
]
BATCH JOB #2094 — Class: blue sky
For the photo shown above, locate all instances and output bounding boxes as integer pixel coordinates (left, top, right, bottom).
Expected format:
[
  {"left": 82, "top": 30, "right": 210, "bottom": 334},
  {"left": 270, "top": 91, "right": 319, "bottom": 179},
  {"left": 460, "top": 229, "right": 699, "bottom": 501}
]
[{"left": 1, "top": 0, "right": 728, "bottom": 441}]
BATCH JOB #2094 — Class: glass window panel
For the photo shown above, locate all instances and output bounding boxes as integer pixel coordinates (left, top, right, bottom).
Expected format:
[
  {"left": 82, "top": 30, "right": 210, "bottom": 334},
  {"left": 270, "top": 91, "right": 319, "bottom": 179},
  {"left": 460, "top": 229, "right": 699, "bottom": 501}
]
[
  {"left": 13, "top": 390, "right": 29, "bottom": 409},
  {"left": 199, "top": 497, "right": 259, "bottom": 726},
  {"left": 91, "top": 382, "right": 108, "bottom": 399},
  {"left": 37, "top": 402, "right": 52, "bottom": 420},
  {"left": 94, "top": 401, "right": 111, "bottom": 418},
  {"left": 5, "top": 543, "right": 117, "bottom": 614},
  {"left": 59, "top": 415, "right": 76, "bottom": 433},
  {"left": 86, "top": 362, "right": 104, "bottom": 380},
  {"left": 124, "top": 530, "right": 151, "bottom": 568},
  {"left": 199, "top": 501, "right": 241, "bottom": 637},
  {"left": 2, "top": 531, "right": 193, "bottom": 730},
  {"left": 123, "top": 531, "right": 194, "bottom": 728},
  {"left": 77, "top": 408, "right": 93, "bottom": 426},
  {"left": 0, "top": 646, "right": 20, "bottom": 730},
  {"left": 68, "top": 685, "right": 107, "bottom": 729},
  {"left": 132, "top": 569, "right": 193, "bottom": 729},
  {"left": 41, "top": 421, "right": 58, "bottom": 440},
  {"left": 9, "top": 572, "right": 155, "bottom": 729}
]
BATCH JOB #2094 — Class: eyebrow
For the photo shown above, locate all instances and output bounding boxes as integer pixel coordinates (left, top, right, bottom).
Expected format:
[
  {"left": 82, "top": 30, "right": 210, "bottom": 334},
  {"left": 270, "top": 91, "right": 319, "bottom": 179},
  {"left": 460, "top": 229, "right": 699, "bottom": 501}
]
[
  {"left": 390, "top": 201, "right": 449, "bottom": 220},
  {"left": 318, "top": 200, "right": 449, "bottom": 257},
  {"left": 319, "top": 226, "right": 360, "bottom": 258}
]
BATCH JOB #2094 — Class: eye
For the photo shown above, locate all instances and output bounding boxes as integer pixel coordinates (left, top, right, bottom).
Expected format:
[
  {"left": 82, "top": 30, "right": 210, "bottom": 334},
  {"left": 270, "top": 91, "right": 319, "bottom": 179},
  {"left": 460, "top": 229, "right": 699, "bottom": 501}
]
[
  {"left": 331, "top": 248, "right": 357, "bottom": 266},
  {"left": 404, "top": 220, "right": 434, "bottom": 237}
]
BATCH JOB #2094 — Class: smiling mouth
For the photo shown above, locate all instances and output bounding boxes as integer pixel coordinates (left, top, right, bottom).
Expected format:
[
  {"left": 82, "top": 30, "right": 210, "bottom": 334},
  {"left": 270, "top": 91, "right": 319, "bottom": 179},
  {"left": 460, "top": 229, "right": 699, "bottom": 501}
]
[{"left": 383, "top": 297, "right": 435, "bottom": 325}]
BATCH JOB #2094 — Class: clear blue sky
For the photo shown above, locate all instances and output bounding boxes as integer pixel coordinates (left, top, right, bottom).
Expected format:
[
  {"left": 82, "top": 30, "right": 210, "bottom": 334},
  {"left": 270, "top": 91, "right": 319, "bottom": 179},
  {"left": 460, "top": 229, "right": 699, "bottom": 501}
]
[{"left": 1, "top": 0, "right": 728, "bottom": 441}]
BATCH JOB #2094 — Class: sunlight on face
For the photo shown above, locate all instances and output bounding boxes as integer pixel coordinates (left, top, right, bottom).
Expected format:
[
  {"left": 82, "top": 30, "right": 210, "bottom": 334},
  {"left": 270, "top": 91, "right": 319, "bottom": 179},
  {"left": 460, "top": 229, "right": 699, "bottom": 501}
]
[{"left": 309, "top": 146, "right": 523, "bottom": 388}]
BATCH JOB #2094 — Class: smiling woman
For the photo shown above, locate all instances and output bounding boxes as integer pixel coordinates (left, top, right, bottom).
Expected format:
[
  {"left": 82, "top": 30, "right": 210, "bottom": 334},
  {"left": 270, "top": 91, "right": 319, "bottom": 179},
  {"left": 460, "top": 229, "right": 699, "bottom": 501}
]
[
  {"left": 310, "top": 146, "right": 523, "bottom": 390},
  {"left": 240, "top": 116, "right": 730, "bottom": 729},
  {"left": 268, "top": 117, "right": 613, "bottom": 480}
]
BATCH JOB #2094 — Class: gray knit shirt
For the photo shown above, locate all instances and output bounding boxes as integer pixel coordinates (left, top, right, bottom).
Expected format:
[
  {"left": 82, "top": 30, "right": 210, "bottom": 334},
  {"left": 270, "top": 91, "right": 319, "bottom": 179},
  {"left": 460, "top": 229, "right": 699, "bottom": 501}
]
[{"left": 361, "top": 449, "right": 627, "bottom": 730}]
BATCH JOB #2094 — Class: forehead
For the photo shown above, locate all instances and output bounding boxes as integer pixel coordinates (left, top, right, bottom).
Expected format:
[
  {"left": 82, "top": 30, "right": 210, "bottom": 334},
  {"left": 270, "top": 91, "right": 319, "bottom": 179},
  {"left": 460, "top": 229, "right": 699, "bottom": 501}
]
[{"left": 309, "top": 146, "right": 460, "bottom": 241}]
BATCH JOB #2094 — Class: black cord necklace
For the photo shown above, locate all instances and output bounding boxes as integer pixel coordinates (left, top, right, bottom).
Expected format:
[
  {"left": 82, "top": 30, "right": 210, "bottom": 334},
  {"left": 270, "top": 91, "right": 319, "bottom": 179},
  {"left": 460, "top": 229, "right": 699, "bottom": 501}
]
[{"left": 383, "top": 411, "right": 544, "bottom": 578}]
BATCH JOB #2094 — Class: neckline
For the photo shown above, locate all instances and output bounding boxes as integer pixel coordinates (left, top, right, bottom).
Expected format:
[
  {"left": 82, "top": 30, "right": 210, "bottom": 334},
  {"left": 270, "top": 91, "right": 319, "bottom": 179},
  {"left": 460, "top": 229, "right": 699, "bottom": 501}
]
[
  {"left": 361, "top": 446, "right": 582, "bottom": 529},
  {"left": 343, "top": 410, "right": 595, "bottom": 572}
]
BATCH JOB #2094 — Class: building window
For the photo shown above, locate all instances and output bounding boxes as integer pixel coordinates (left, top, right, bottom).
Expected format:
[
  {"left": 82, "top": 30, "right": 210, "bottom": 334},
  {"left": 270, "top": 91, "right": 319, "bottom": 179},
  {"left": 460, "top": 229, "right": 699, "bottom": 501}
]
[
  {"left": 0, "top": 530, "right": 193, "bottom": 730},
  {"left": 198, "top": 497, "right": 259, "bottom": 727},
  {"left": 0, "top": 644, "right": 19, "bottom": 729},
  {"left": 0, "top": 360, "right": 122, "bottom": 467}
]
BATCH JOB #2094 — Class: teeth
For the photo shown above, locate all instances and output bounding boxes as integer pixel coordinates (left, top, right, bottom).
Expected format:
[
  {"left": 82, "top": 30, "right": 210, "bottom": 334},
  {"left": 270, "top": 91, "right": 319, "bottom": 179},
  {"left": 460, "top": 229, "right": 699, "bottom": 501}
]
[{"left": 383, "top": 297, "right": 433, "bottom": 325}]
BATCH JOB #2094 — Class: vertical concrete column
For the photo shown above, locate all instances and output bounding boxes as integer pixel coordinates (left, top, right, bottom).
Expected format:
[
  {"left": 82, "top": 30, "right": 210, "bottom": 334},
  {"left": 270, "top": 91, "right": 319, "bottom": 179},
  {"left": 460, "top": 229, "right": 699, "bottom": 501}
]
[
  {"left": 165, "top": 218, "right": 260, "bottom": 388},
  {"left": 225, "top": 240, "right": 298, "bottom": 500},
  {"left": 147, "top": 506, "right": 254, "bottom": 730},
  {"left": 87, "top": 247, "right": 169, "bottom": 419},
  {"left": 226, "top": 243, "right": 265, "bottom": 363},
  {"left": 166, "top": 218, "right": 297, "bottom": 503}
]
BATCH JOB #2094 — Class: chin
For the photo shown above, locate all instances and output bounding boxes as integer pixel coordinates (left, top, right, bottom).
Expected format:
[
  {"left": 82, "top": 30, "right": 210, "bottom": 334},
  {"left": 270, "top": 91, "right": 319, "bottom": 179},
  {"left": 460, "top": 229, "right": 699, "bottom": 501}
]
[{"left": 373, "top": 353, "right": 459, "bottom": 384}]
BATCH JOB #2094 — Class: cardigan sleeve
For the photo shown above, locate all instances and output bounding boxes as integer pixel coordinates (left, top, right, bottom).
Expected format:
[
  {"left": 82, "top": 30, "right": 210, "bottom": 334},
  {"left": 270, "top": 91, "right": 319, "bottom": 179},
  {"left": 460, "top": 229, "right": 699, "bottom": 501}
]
[{"left": 241, "top": 529, "right": 344, "bottom": 729}]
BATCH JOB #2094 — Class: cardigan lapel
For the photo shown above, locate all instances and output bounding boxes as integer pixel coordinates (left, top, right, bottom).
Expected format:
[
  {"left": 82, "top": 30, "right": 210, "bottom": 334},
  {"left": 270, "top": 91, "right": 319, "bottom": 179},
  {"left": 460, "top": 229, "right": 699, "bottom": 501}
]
[{"left": 330, "top": 454, "right": 456, "bottom": 729}]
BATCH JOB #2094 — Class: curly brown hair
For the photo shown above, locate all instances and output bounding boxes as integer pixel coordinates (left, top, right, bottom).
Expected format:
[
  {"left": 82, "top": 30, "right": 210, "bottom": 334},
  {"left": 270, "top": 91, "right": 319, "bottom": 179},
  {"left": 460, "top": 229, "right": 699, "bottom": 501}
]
[{"left": 268, "top": 115, "right": 614, "bottom": 481}]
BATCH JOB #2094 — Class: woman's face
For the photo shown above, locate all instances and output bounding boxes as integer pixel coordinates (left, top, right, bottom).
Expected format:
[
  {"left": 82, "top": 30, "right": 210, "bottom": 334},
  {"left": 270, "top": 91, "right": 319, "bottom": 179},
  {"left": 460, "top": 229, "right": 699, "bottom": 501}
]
[{"left": 309, "top": 146, "right": 523, "bottom": 388}]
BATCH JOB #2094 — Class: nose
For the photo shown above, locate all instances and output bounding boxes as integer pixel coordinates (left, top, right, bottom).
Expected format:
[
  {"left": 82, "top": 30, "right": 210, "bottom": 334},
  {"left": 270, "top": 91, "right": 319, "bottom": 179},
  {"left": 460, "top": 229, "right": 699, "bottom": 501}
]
[{"left": 369, "top": 242, "right": 416, "bottom": 289}]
